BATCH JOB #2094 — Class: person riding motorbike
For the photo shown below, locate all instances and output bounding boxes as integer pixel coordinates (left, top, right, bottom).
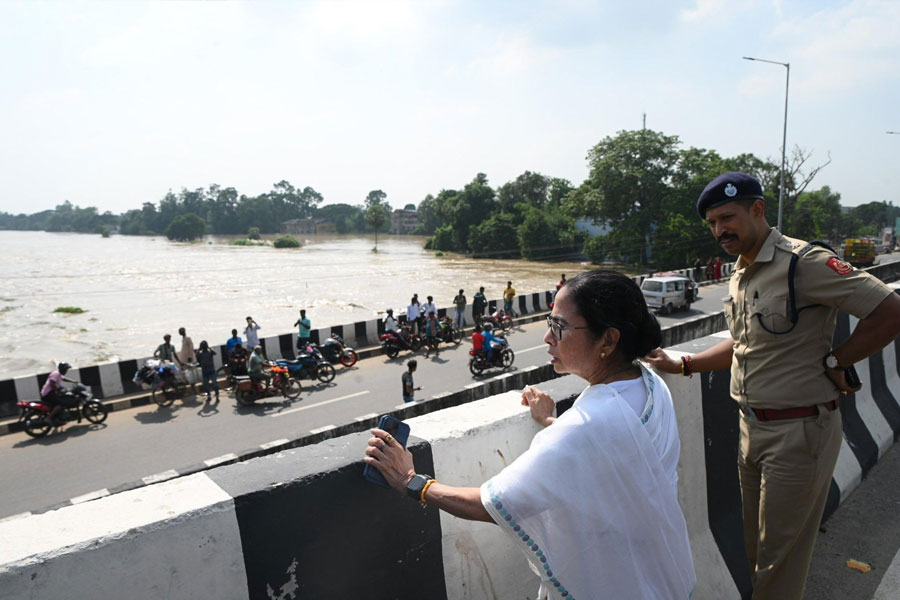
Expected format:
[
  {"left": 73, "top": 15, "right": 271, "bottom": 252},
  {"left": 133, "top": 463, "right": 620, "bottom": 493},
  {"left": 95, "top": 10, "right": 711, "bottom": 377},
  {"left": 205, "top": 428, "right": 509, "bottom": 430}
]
[
  {"left": 472, "top": 325, "right": 485, "bottom": 355},
  {"left": 229, "top": 342, "right": 249, "bottom": 375},
  {"left": 481, "top": 323, "right": 505, "bottom": 364},
  {"left": 248, "top": 345, "right": 271, "bottom": 388},
  {"left": 40, "top": 362, "right": 79, "bottom": 424},
  {"left": 424, "top": 311, "right": 440, "bottom": 358}
]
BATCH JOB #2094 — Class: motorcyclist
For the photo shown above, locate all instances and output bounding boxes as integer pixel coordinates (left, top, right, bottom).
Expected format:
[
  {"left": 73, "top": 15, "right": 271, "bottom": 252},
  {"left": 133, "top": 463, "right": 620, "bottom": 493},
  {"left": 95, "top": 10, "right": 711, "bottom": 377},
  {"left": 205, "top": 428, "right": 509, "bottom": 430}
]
[
  {"left": 248, "top": 345, "right": 271, "bottom": 388},
  {"left": 481, "top": 323, "right": 505, "bottom": 365},
  {"left": 423, "top": 311, "right": 440, "bottom": 358},
  {"left": 472, "top": 324, "right": 485, "bottom": 355},
  {"left": 40, "top": 362, "right": 79, "bottom": 425},
  {"left": 229, "top": 342, "right": 249, "bottom": 376}
]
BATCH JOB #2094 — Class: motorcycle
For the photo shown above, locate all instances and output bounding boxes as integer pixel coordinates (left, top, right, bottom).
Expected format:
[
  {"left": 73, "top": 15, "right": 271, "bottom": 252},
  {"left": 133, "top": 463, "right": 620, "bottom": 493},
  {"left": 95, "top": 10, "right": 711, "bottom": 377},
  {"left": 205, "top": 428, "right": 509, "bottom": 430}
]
[
  {"left": 216, "top": 354, "right": 248, "bottom": 389},
  {"left": 380, "top": 326, "right": 422, "bottom": 358},
  {"left": 17, "top": 384, "right": 109, "bottom": 438},
  {"left": 468, "top": 339, "right": 515, "bottom": 375},
  {"left": 234, "top": 365, "right": 301, "bottom": 405},
  {"left": 475, "top": 309, "right": 513, "bottom": 332},
  {"left": 275, "top": 348, "right": 337, "bottom": 384},
  {"left": 436, "top": 318, "right": 463, "bottom": 345},
  {"left": 318, "top": 334, "right": 359, "bottom": 367},
  {"left": 134, "top": 359, "right": 186, "bottom": 407}
]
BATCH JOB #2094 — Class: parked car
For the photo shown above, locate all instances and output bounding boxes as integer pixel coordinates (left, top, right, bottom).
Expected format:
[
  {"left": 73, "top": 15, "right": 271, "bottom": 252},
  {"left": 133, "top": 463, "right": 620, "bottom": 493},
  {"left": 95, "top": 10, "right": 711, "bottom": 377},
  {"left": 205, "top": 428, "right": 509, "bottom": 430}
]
[{"left": 640, "top": 276, "right": 697, "bottom": 314}]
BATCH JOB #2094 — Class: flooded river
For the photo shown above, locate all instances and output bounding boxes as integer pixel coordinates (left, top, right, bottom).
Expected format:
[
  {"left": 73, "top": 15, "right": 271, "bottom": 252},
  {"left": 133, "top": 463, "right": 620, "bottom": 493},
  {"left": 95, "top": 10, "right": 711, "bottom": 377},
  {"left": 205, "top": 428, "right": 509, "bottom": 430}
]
[{"left": 1, "top": 230, "right": 588, "bottom": 379}]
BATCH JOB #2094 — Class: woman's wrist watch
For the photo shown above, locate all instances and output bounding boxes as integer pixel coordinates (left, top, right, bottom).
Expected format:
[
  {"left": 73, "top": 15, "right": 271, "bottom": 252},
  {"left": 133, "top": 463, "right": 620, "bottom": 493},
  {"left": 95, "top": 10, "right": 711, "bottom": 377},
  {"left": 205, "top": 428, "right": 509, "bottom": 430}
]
[{"left": 406, "top": 474, "right": 435, "bottom": 503}]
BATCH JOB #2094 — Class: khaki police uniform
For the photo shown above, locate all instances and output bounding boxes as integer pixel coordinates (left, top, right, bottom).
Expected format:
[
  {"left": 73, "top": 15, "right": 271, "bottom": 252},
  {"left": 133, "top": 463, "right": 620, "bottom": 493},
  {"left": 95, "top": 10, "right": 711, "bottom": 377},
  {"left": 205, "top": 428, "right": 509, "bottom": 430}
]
[{"left": 725, "top": 227, "right": 893, "bottom": 599}]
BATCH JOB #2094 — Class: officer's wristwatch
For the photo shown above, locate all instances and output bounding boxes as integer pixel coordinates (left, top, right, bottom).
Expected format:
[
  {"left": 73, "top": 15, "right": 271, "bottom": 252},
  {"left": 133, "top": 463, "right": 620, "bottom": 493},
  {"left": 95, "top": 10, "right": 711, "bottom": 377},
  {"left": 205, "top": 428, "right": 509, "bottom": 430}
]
[
  {"left": 825, "top": 352, "right": 841, "bottom": 369},
  {"left": 406, "top": 474, "right": 434, "bottom": 501}
]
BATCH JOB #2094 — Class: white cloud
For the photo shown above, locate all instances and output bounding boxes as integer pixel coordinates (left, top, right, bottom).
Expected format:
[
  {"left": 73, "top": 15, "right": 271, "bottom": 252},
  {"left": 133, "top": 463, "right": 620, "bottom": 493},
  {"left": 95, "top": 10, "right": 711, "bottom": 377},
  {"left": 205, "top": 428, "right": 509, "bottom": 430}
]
[
  {"left": 679, "top": 0, "right": 727, "bottom": 23},
  {"left": 772, "top": 0, "right": 900, "bottom": 96}
]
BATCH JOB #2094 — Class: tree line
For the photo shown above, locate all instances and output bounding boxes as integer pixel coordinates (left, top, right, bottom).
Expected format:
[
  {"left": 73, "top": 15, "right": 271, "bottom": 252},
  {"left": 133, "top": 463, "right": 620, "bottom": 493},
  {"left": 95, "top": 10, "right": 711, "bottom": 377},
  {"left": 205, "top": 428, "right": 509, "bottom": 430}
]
[
  {"left": 0, "top": 128, "right": 896, "bottom": 269},
  {"left": 416, "top": 129, "right": 898, "bottom": 268}
]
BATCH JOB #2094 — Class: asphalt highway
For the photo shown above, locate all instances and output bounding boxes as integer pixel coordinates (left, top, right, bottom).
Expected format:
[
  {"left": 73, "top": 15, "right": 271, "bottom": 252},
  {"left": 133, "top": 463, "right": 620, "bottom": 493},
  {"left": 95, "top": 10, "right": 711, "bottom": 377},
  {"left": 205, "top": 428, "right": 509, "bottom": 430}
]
[
  {"left": 3, "top": 266, "right": 900, "bottom": 596},
  {"left": 0, "top": 282, "right": 730, "bottom": 519}
]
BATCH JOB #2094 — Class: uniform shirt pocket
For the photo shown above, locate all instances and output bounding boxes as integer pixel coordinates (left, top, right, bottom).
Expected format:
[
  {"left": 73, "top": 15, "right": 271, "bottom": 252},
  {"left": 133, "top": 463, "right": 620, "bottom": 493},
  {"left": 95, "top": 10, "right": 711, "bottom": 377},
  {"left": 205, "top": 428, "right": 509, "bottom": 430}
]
[{"left": 751, "top": 296, "right": 792, "bottom": 336}]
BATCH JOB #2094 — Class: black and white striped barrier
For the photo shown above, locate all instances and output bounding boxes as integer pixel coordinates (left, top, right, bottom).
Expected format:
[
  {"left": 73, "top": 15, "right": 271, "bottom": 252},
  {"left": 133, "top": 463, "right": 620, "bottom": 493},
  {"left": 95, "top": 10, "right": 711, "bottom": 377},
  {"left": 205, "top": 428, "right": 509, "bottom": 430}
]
[
  {"left": 0, "top": 292, "right": 556, "bottom": 420},
  {"left": 5, "top": 319, "right": 900, "bottom": 599}
]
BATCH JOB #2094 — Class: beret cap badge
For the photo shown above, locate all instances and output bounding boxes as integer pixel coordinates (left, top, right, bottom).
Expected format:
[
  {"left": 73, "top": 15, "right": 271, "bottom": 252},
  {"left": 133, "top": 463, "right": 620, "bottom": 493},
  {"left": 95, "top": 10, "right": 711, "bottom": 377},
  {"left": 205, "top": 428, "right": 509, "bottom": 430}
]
[{"left": 724, "top": 183, "right": 738, "bottom": 197}]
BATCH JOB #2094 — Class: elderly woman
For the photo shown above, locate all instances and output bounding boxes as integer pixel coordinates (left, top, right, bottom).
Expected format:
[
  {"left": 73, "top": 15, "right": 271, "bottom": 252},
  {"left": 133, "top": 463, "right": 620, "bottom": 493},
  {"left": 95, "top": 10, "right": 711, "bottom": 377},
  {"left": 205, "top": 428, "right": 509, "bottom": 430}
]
[{"left": 364, "top": 270, "right": 695, "bottom": 599}]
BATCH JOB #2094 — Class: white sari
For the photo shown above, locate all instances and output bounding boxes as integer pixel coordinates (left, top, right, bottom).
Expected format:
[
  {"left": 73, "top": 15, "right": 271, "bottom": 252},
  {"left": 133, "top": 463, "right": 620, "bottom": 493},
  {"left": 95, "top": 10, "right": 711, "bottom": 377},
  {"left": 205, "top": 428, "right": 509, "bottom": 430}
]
[{"left": 480, "top": 365, "right": 695, "bottom": 599}]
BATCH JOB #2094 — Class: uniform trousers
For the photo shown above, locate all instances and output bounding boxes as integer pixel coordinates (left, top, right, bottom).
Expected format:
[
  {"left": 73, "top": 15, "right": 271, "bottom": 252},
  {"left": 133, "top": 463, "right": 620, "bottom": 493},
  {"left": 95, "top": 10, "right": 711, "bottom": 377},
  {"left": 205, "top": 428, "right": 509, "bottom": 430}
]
[{"left": 738, "top": 402, "right": 842, "bottom": 600}]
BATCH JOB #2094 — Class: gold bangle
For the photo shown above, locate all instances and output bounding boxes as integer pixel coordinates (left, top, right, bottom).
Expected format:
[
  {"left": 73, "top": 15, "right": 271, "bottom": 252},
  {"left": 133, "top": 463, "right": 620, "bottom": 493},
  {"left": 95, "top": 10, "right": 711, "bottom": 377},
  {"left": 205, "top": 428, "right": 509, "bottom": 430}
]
[{"left": 420, "top": 478, "right": 436, "bottom": 504}]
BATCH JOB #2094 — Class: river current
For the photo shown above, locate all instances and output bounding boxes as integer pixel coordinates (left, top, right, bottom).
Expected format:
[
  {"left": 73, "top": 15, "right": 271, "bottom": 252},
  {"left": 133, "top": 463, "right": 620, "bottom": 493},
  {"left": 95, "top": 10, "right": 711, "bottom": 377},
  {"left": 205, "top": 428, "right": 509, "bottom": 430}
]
[{"left": 1, "top": 230, "right": 586, "bottom": 379}]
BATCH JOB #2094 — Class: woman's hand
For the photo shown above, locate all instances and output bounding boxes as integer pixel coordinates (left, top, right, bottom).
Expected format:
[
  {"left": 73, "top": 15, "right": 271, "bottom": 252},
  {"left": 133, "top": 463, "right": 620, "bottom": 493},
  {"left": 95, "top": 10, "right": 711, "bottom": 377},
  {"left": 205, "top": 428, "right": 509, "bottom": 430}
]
[
  {"left": 644, "top": 347, "right": 681, "bottom": 375},
  {"left": 521, "top": 386, "right": 555, "bottom": 427},
  {"left": 364, "top": 428, "right": 416, "bottom": 494}
]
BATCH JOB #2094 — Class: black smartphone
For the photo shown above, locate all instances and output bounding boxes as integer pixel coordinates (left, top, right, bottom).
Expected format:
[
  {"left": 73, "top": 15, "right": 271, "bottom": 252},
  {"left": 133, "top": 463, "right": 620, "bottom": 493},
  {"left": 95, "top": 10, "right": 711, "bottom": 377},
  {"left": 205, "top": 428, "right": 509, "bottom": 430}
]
[
  {"left": 363, "top": 415, "right": 411, "bottom": 488},
  {"left": 844, "top": 365, "right": 861, "bottom": 389}
]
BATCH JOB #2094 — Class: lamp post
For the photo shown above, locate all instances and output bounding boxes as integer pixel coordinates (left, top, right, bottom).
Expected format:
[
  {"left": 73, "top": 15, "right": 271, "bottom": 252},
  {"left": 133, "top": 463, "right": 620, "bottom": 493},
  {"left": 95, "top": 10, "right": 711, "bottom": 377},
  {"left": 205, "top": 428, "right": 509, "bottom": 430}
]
[{"left": 743, "top": 56, "right": 790, "bottom": 232}]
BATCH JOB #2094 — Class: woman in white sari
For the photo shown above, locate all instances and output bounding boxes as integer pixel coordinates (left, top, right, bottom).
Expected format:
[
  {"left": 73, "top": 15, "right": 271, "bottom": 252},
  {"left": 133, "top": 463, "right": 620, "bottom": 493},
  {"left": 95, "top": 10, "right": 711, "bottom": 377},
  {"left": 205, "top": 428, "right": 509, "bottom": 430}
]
[{"left": 365, "top": 270, "right": 696, "bottom": 599}]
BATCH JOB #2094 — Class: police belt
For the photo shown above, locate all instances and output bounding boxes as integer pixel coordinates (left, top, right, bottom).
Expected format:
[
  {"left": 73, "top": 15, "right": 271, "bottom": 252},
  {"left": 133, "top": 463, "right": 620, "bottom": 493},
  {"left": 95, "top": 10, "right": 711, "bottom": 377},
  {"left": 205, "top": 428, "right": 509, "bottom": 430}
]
[{"left": 741, "top": 400, "right": 838, "bottom": 422}]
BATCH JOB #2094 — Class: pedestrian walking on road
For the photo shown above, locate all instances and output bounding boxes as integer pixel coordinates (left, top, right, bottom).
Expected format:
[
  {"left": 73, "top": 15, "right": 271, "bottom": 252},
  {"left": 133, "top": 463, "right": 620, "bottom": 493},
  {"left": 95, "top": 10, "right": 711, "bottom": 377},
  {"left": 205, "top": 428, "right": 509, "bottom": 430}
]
[
  {"left": 453, "top": 289, "right": 467, "bottom": 329},
  {"left": 503, "top": 281, "right": 516, "bottom": 315},
  {"left": 177, "top": 327, "right": 195, "bottom": 365},
  {"left": 647, "top": 171, "right": 900, "bottom": 600},
  {"left": 196, "top": 340, "right": 219, "bottom": 402},
  {"left": 294, "top": 309, "right": 311, "bottom": 350},
  {"left": 401, "top": 359, "right": 422, "bottom": 403},
  {"left": 406, "top": 297, "right": 420, "bottom": 334},
  {"left": 472, "top": 287, "right": 487, "bottom": 322},
  {"left": 693, "top": 257, "right": 704, "bottom": 282},
  {"left": 384, "top": 308, "right": 398, "bottom": 333},
  {"left": 422, "top": 296, "right": 437, "bottom": 324}
]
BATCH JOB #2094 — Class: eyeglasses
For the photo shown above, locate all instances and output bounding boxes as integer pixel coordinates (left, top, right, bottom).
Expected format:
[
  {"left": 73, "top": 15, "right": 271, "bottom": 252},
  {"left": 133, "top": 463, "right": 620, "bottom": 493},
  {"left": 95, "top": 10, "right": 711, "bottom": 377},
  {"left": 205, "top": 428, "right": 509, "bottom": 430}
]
[{"left": 546, "top": 315, "right": 590, "bottom": 340}]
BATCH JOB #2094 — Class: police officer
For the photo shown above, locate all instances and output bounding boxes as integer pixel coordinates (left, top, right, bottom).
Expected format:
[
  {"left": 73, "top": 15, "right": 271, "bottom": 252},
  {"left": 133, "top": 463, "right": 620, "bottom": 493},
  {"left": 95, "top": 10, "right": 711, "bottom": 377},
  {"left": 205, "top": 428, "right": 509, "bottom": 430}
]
[{"left": 647, "top": 172, "right": 900, "bottom": 599}]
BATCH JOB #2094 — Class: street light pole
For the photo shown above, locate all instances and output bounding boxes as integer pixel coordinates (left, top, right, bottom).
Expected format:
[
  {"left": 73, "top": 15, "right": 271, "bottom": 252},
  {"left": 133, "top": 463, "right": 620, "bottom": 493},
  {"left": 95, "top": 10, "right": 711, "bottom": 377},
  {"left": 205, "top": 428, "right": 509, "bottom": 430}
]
[{"left": 743, "top": 56, "right": 790, "bottom": 232}]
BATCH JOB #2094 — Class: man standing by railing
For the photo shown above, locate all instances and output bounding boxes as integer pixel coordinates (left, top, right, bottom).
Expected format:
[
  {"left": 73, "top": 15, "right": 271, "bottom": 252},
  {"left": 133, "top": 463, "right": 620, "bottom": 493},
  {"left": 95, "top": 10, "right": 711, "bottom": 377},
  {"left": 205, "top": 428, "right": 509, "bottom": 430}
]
[{"left": 648, "top": 171, "right": 900, "bottom": 600}]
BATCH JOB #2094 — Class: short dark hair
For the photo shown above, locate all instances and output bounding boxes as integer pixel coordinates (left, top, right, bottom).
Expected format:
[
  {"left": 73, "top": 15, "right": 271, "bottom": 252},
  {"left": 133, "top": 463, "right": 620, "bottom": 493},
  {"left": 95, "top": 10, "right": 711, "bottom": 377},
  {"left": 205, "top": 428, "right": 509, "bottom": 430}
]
[
  {"left": 407, "top": 359, "right": 417, "bottom": 369},
  {"left": 561, "top": 270, "right": 661, "bottom": 362}
]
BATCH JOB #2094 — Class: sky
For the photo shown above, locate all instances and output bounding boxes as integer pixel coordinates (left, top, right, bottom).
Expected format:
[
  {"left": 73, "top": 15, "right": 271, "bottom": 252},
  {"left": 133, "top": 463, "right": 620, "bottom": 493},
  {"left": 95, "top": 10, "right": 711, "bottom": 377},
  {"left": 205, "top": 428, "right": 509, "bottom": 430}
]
[{"left": 0, "top": 0, "right": 898, "bottom": 215}]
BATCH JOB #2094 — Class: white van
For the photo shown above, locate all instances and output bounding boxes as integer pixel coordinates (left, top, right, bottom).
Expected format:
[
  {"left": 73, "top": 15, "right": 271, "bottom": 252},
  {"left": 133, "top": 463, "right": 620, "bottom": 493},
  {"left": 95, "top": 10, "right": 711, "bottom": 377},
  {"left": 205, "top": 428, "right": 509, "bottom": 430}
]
[{"left": 640, "top": 276, "right": 697, "bottom": 314}]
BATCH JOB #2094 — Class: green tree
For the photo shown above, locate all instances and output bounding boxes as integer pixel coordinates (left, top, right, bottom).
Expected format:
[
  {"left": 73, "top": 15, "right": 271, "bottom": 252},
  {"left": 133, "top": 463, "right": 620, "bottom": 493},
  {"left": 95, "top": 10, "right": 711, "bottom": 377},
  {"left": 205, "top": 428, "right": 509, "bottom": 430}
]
[
  {"left": 468, "top": 213, "right": 520, "bottom": 258},
  {"left": 415, "top": 194, "right": 440, "bottom": 235},
  {"left": 496, "top": 171, "right": 549, "bottom": 217},
  {"left": 430, "top": 225, "right": 455, "bottom": 251},
  {"left": 165, "top": 213, "right": 206, "bottom": 241},
  {"left": 431, "top": 174, "right": 496, "bottom": 251},
  {"left": 575, "top": 129, "right": 681, "bottom": 266},
  {"left": 366, "top": 203, "right": 388, "bottom": 250},
  {"left": 791, "top": 186, "right": 844, "bottom": 243},
  {"left": 518, "top": 207, "right": 584, "bottom": 261}
]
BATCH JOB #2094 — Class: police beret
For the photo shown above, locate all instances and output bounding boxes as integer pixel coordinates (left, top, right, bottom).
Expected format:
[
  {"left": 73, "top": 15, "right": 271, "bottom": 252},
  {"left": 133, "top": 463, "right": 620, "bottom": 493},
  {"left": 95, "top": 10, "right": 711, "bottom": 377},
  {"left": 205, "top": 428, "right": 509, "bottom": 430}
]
[{"left": 696, "top": 172, "right": 764, "bottom": 218}]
